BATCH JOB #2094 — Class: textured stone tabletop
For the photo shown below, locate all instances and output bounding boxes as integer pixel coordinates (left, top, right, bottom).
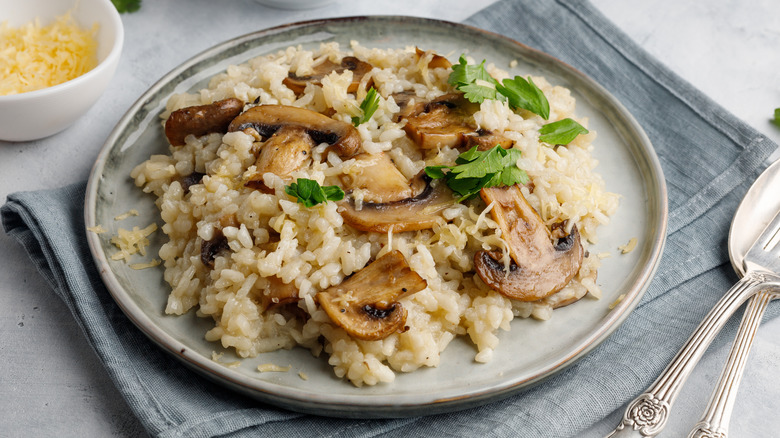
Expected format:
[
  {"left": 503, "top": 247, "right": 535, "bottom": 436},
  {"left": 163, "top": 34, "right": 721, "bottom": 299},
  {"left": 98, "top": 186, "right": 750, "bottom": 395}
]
[{"left": 1, "top": 0, "right": 779, "bottom": 436}]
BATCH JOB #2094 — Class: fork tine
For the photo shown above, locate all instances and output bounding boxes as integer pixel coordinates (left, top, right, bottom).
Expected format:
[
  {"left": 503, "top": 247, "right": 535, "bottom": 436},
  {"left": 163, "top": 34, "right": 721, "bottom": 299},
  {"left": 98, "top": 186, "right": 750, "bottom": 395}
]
[{"left": 750, "top": 208, "right": 780, "bottom": 252}]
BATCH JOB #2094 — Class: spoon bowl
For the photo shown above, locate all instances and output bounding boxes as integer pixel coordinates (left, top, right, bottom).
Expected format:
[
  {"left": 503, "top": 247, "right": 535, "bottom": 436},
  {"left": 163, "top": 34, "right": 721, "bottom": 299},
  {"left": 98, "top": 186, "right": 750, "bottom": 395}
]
[{"left": 729, "top": 159, "right": 780, "bottom": 276}]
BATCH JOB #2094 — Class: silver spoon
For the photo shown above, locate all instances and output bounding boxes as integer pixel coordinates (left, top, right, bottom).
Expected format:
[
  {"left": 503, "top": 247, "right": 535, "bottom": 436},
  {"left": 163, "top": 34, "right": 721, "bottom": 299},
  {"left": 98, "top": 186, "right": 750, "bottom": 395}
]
[
  {"left": 607, "top": 159, "right": 780, "bottom": 437},
  {"left": 687, "top": 158, "right": 780, "bottom": 437}
]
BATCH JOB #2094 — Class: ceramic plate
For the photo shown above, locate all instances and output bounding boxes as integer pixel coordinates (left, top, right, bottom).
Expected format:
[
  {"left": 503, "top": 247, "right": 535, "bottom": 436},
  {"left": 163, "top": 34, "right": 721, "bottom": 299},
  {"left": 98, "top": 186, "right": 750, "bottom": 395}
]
[{"left": 85, "top": 16, "right": 667, "bottom": 418}]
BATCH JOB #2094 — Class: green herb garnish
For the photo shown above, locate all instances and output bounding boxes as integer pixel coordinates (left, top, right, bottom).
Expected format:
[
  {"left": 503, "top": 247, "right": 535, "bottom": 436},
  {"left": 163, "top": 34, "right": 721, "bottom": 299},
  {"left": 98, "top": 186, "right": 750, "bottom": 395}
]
[
  {"left": 284, "top": 178, "right": 345, "bottom": 208},
  {"left": 448, "top": 56, "right": 589, "bottom": 144},
  {"left": 352, "top": 87, "right": 380, "bottom": 126},
  {"left": 539, "top": 118, "right": 589, "bottom": 145},
  {"left": 496, "top": 76, "right": 550, "bottom": 120},
  {"left": 773, "top": 108, "right": 780, "bottom": 128},
  {"left": 448, "top": 56, "right": 503, "bottom": 104},
  {"left": 111, "top": 0, "right": 141, "bottom": 13},
  {"left": 425, "top": 145, "right": 529, "bottom": 201}
]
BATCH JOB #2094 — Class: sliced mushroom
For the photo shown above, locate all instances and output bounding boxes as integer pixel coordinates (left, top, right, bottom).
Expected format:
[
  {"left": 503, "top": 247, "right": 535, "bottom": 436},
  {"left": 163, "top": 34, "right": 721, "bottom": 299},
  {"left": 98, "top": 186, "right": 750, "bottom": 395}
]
[
  {"left": 244, "top": 126, "right": 312, "bottom": 185},
  {"left": 261, "top": 276, "right": 300, "bottom": 312},
  {"left": 474, "top": 185, "right": 583, "bottom": 301},
  {"left": 340, "top": 153, "right": 412, "bottom": 203},
  {"left": 164, "top": 98, "right": 244, "bottom": 146},
  {"left": 201, "top": 231, "right": 230, "bottom": 269},
  {"left": 390, "top": 90, "right": 420, "bottom": 122},
  {"left": 283, "top": 56, "right": 374, "bottom": 95},
  {"left": 464, "top": 128, "right": 515, "bottom": 151},
  {"left": 401, "top": 94, "right": 516, "bottom": 151},
  {"left": 339, "top": 174, "right": 455, "bottom": 233},
  {"left": 179, "top": 171, "right": 205, "bottom": 194},
  {"left": 402, "top": 93, "right": 477, "bottom": 149},
  {"left": 414, "top": 47, "right": 452, "bottom": 70},
  {"left": 228, "top": 105, "right": 361, "bottom": 158},
  {"left": 316, "top": 250, "right": 427, "bottom": 341}
]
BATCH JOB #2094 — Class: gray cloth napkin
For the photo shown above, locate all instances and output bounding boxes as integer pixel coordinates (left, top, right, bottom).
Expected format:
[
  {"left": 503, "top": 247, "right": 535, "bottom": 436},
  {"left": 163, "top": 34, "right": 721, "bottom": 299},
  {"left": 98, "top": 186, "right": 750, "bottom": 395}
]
[{"left": 3, "top": 0, "right": 779, "bottom": 436}]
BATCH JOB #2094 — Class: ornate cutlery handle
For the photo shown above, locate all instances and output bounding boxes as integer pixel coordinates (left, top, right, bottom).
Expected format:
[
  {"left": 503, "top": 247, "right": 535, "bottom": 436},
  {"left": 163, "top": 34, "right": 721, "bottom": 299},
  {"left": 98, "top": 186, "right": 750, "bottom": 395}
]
[
  {"left": 605, "top": 271, "right": 775, "bottom": 438},
  {"left": 687, "top": 289, "right": 778, "bottom": 438}
]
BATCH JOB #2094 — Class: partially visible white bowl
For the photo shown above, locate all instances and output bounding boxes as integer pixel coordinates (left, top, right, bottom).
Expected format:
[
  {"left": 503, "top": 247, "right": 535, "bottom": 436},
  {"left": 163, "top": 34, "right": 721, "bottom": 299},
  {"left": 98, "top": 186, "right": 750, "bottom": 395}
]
[{"left": 0, "top": 0, "right": 124, "bottom": 142}]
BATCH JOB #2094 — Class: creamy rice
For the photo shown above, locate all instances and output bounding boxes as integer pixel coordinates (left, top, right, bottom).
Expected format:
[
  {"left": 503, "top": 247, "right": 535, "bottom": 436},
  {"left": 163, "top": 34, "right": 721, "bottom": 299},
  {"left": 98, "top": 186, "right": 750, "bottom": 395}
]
[{"left": 130, "top": 41, "right": 619, "bottom": 386}]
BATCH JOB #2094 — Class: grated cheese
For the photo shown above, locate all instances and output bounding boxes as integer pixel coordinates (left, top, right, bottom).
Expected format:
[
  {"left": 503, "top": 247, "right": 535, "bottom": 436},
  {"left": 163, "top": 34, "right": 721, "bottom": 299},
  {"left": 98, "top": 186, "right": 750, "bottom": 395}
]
[
  {"left": 0, "top": 12, "right": 98, "bottom": 96},
  {"left": 618, "top": 237, "right": 638, "bottom": 254},
  {"left": 110, "top": 223, "right": 157, "bottom": 262},
  {"left": 87, "top": 225, "right": 107, "bottom": 234},
  {"left": 114, "top": 209, "right": 140, "bottom": 221},
  {"left": 257, "top": 363, "right": 291, "bottom": 373},
  {"left": 129, "top": 259, "right": 161, "bottom": 270}
]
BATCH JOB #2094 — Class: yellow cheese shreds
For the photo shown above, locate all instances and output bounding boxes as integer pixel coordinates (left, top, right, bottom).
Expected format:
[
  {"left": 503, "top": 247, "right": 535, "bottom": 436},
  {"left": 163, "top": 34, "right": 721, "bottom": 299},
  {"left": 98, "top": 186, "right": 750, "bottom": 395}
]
[
  {"left": 110, "top": 223, "right": 158, "bottom": 262},
  {"left": 618, "top": 237, "right": 638, "bottom": 254},
  {"left": 0, "top": 12, "right": 99, "bottom": 96},
  {"left": 129, "top": 259, "right": 162, "bottom": 270},
  {"left": 257, "top": 363, "right": 291, "bottom": 373},
  {"left": 114, "top": 209, "right": 139, "bottom": 221}
]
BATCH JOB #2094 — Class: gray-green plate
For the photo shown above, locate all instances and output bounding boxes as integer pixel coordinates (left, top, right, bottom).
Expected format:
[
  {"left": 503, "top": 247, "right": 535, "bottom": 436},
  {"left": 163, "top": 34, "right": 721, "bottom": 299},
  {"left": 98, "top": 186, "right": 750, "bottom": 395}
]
[{"left": 84, "top": 16, "right": 667, "bottom": 418}]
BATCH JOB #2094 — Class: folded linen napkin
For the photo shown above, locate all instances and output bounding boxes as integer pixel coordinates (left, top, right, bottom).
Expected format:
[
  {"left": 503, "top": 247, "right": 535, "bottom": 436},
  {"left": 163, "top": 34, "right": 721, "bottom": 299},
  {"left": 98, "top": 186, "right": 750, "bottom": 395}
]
[{"left": 3, "top": 0, "right": 778, "bottom": 436}]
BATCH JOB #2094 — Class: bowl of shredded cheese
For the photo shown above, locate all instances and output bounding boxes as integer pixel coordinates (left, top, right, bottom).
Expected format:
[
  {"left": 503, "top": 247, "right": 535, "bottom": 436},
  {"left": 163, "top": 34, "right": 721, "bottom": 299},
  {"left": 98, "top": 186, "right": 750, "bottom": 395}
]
[{"left": 0, "top": 0, "right": 123, "bottom": 141}]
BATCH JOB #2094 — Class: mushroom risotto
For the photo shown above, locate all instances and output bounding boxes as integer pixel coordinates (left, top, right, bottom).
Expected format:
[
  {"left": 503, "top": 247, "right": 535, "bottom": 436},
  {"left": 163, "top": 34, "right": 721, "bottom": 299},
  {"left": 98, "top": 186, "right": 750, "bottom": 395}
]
[{"left": 130, "top": 42, "right": 619, "bottom": 386}]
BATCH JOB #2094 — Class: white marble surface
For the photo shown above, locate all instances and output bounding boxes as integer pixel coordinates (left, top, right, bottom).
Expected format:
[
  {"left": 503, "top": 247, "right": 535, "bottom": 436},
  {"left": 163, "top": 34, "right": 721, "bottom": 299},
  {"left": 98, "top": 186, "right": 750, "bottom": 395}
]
[{"left": 1, "top": 0, "right": 779, "bottom": 436}]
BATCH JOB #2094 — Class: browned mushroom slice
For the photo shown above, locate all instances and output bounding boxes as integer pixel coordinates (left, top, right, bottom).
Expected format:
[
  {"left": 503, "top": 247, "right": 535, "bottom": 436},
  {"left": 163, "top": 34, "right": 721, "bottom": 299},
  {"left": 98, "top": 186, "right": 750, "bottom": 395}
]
[
  {"left": 474, "top": 185, "right": 583, "bottom": 301},
  {"left": 402, "top": 94, "right": 479, "bottom": 149},
  {"left": 201, "top": 231, "right": 230, "bottom": 269},
  {"left": 340, "top": 153, "right": 412, "bottom": 203},
  {"left": 464, "top": 128, "right": 515, "bottom": 151},
  {"left": 390, "top": 91, "right": 419, "bottom": 122},
  {"left": 261, "top": 276, "right": 300, "bottom": 312},
  {"left": 339, "top": 174, "right": 455, "bottom": 233},
  {"left": 228, "top": 105, "right": 361, "bottom": 158},
  {"left": 316, "top": 250, "right": 427, "bottom": 341},
  {"left": 244, "top": 126, "right": 312, "bottom": 185},
  {"left": 283, "top": 56, "right": 374, "bottom": 95},
  {"left": 414, "top": 47, "right": 452, "bottom": 69},
  {"left": 164, "top": 98, "right": 244, "bottom": 146}
]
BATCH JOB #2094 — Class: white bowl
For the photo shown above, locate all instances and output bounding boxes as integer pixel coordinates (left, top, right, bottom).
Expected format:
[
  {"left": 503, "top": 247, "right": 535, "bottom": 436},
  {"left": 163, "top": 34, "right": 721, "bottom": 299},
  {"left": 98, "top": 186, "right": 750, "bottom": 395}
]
[{"left": 0, "top": 0, "right": 124, "bottom": 142}]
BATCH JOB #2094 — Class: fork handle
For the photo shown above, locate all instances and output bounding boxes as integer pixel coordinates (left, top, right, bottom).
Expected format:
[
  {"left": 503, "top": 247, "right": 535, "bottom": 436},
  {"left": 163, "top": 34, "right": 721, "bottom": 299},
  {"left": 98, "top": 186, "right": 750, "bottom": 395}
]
[
  {"left": 606, "top": 271, "right": 780, "bottom": 438},
  {"left": 687, "top": 290, "right": 777, "bottom": 438}
]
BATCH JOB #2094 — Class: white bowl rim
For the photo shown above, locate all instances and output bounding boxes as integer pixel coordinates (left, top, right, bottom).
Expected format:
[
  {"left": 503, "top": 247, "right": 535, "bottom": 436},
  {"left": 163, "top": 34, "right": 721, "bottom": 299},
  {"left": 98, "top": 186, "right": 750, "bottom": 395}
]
[{"left": 0, "top": 0, "right": 125, "bottom": 102}]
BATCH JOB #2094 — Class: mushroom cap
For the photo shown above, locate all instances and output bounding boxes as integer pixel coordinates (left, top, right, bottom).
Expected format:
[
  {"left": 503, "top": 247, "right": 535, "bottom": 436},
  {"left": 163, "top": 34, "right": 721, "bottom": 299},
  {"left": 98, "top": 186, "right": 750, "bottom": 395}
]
[
  {"left": 474, "top": 185, "right": 583, "bottom": 301},
  {"left": 283, "top": 56, "right": 374, "bottom": 95},
  {"left": 228, "top": 104, "right": 361, "bottom": 158},
  {"left": 164, "top": 98, "right": 244, "bottom": 146},
  {"left": 339, "top": 152, "right": 413, "bottom": 203},
  {"left": 244, "top": 125, "right": 312, "bottom": 185},
  {"left": 338, "top": 174, "right": 455, "bottom": 233},
  {"left": 316, "top": 250, "right": 427, "bottom": 341},
  {"left": 401, "top": 93, "right": 515, "bottom": 151}
]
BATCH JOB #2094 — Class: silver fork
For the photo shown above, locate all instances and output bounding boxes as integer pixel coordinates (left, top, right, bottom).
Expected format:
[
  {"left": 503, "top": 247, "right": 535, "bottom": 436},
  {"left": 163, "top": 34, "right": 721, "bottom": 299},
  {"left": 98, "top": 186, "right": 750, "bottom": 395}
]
[
  {"left": 687, "top": 212, "right": 780, "bottom": 437},
  {"left": 607, "top": 210, "right": 780, "bottom": 438}
]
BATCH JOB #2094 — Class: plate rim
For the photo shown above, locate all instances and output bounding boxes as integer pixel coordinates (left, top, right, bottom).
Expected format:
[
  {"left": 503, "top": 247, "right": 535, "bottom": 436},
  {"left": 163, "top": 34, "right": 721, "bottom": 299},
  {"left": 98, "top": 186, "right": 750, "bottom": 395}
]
[{"left": 84, "top": 15, "right": 668, "bottom": 418}]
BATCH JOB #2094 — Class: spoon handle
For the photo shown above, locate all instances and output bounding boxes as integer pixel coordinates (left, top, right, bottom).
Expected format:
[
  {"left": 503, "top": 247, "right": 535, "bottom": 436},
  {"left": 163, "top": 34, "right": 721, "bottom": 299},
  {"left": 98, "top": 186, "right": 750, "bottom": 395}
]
[
  {"left": 687, "top": 290, "right": 777, "bottom": 438},
  {"left": 605, "top": 272, "right": 769, "bottom": 438}
]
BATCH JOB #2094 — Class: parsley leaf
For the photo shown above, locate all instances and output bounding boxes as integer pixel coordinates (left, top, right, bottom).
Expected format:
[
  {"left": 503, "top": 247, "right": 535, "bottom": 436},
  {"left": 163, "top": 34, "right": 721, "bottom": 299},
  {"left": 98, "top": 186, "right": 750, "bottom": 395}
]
[
  {"left": 496, "top": 76, "right": 550, "bottom": 120},
  {"left": 352, "top": 87, "right": 380, "bottom": 126},
  {"left": 448, "top": 56, "right": 503, "bottom": 104},
  {"left": 425, "top": 145, "right": 529, "bottom": 201},
  {"left": 284, "top": 178, "right": 345, "bottom": 208},
  {"left": 111, "top": 0, "right": 141, "bottom": 13},
  {"left": 539, "top": 118, "right": 589, "bottom": 145},
  {"left": 773, "top": 108, "right": 780, "bottom": 128}
]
